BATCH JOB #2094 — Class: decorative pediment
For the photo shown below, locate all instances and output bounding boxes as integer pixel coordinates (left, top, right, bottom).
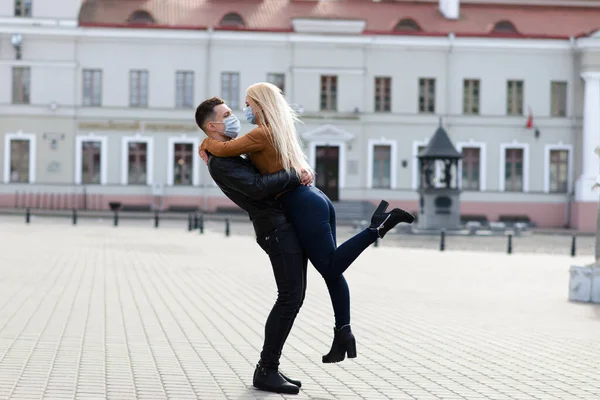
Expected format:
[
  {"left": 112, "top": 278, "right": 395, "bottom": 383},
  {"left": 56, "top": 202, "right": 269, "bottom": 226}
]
[{"left": 299, "top": 124, "right": 355, "bottom": 143}]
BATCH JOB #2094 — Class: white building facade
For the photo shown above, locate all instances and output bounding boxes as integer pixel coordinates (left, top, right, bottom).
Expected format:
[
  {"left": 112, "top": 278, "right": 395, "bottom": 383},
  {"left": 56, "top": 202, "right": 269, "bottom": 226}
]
[{"left": 1, "top": 0, "right": 600, "bottom": 231}]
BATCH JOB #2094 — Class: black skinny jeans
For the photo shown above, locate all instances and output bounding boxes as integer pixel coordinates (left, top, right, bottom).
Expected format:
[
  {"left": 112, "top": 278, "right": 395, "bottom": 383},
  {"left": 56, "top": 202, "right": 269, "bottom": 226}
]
[
  {"left": 256, "top": 222, "right": 308, "bottom": 369},
  {"left": 279, "top": 186, "right": 378, "bottom": 328}
]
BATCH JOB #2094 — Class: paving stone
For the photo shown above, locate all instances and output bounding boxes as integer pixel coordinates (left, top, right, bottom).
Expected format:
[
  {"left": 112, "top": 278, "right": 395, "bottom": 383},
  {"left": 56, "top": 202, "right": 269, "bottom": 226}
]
[{"left": 0, "top": 220, "right": 598, "bottom": 399}]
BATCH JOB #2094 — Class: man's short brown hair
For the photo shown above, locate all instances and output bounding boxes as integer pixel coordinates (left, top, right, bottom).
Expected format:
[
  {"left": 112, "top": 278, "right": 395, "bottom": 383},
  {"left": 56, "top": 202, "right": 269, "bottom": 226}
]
[{"left": 195, "top": 97, "right": 226, "bottom": 131}]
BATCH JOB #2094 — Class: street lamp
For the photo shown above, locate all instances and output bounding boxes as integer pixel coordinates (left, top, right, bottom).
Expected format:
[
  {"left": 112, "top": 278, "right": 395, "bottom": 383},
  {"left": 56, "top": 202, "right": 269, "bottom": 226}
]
[{"left": 11, "top": 33, "right": 22, "bottom": 60}]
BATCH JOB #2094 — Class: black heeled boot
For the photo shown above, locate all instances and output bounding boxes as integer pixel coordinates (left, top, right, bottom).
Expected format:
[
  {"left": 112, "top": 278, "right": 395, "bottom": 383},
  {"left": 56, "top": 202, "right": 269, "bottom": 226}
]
[
  {"left": 322, "top": 324, "right": 357, "bottom": 364},
  {"left": 254, "top": 362, "right": 301, "bottom": 388},
  {"left": 369, "top": 200, "right": 415, "bottom": 239},
  {"left": 253, "top": 362, "right": 299, "bottom": 394}
]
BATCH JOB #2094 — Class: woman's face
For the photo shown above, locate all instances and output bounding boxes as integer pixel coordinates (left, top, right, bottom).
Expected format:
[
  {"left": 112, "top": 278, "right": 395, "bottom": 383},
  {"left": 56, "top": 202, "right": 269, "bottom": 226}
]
[{"left": 245, "top": 95, "right": 258, "bottom": 115}]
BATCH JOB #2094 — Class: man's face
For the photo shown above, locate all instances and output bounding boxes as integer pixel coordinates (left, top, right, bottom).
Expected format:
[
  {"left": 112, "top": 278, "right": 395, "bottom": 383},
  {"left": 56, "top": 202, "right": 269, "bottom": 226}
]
[{"left": 205, "top": 104, "right": 233, "bottom": 141}]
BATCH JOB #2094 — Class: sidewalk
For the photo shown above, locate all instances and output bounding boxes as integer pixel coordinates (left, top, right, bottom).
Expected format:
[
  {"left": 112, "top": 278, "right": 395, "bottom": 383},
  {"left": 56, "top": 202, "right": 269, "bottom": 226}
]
[{"left": 0, "top": 221, "right": 599, "bottom": 399}]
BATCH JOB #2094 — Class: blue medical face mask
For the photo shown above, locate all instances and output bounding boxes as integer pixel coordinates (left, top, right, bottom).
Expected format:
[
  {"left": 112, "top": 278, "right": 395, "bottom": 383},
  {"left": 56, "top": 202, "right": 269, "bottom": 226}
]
[
  {"left": 244, "top": 106, "right": 257, "bottom": 125},
  {"left": 214, "top": 114, "right": 241, "bottom": 138}
]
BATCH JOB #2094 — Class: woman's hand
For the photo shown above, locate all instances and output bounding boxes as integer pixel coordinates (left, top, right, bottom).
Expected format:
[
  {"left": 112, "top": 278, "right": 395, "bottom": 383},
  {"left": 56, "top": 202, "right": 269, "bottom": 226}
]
[
  {"left": 198, "top": 148, "right": 209, "bottom": 165},
  {"left": 300, "top": 169, "right": 314, "bottom": 186}
]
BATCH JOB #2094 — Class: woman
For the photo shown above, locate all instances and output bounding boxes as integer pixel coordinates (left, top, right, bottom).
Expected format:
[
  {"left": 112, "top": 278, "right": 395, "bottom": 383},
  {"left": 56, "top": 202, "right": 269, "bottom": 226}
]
[{"left": 199, "top": 82, "right": 414, "bottom": 363}]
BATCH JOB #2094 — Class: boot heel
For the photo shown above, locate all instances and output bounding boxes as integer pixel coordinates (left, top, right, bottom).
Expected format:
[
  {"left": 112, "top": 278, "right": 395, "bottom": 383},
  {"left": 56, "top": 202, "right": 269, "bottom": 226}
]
[
  {"left": 346, "top": 339, "right": 357, "bottom": 358},
  {"left": 374, "top": 200, "right": 389, "bottom": 214},
  {"left": 322, "top": 325, "right": 355, "bottom": 364}
]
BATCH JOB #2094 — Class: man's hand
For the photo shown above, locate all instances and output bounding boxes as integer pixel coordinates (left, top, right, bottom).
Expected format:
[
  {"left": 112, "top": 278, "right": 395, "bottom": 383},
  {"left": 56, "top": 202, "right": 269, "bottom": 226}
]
[
  {"left": 300, "top": 169, "right": 314, "bottom": 186},
  {"left": 198, "top": 149, "right": 209, "bottom": 165}
]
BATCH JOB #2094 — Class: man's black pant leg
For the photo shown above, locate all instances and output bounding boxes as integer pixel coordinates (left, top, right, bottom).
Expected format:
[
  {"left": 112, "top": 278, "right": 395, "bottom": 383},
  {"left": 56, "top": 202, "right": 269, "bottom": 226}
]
[{"left": 256, "top": 223, "right": 305, "bottom": 368}]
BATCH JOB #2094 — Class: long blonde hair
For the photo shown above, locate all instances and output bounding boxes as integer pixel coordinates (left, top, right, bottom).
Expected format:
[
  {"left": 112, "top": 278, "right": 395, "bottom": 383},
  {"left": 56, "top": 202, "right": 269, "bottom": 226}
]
[{"left": 246, "top": 82, "right": 313, "bottom": 174}]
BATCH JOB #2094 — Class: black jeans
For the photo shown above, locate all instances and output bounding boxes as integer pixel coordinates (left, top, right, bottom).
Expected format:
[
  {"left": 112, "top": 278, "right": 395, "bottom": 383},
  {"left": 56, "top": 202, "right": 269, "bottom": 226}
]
[
  {"left": 279, "top": 185, "right": 378, "bottom": 328},
  {"left": 256, "top": 222, "right": 307, "bottom": 368}
]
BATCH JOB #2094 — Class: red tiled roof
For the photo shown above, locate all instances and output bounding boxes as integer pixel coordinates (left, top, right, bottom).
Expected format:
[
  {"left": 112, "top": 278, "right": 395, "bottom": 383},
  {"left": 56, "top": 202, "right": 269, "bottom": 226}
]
[{"left": 78, "top": 0, "right": 600, "bottom": 38}]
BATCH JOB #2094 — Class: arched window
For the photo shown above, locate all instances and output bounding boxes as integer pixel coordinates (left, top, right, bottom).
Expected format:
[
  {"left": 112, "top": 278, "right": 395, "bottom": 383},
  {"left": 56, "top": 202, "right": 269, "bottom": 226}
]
[
  {"left": 128, "top": 10, "right": 155, "bottom": 24},
  {"left": 219, "top": 12, "right": 245, "bottom": 28},
  {"left": 492, "top": 20, "right": 518, "bottom": 34},
  {"left": 393, "top": 18, "right": 421, "bottom": 32}
]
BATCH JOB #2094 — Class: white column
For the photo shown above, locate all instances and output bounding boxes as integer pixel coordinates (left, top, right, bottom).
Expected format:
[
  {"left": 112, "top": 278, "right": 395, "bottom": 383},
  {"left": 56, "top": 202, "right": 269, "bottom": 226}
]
[{"left": 576, "top": 72, "right": 600, "bottom": 201}]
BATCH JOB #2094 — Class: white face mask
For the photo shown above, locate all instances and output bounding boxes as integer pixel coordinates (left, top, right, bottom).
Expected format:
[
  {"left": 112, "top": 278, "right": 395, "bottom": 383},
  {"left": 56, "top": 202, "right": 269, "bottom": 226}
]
[
  {"left": 214, "top": 114, "right": 241, "bottom": 138},
  {"left": 244, "top": 106, "right": 257, "bottom": 125}
]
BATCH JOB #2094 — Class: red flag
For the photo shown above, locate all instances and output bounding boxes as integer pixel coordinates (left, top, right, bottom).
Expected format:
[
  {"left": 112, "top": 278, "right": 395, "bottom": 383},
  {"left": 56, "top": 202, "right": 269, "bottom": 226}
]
[{"left": 525, "top": 107, "right": 533, "bottom": 129}]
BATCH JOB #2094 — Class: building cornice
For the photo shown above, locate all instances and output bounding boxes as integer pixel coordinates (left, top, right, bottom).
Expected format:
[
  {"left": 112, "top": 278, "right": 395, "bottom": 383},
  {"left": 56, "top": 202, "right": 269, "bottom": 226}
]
[
  {"left": 291, "top": 18, "right": 366, "bottom": 35},
  {"left": 0, "top": 24, "right": 581, "bottom": 52},
  {"left": 575, "top": 36, "right": 600, "bottom": 50}
]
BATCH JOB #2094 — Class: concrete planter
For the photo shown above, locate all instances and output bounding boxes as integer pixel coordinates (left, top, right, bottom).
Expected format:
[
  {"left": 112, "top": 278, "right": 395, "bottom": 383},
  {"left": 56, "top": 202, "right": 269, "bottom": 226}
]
[{"left": 569, "top": 264, "right": 600, "bottom": 303}]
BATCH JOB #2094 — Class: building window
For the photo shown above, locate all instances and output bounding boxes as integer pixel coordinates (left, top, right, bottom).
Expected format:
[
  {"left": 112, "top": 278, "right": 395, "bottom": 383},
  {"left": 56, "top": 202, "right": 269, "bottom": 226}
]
[
  {"left": 506, "top": 80, "right": 523, "bottom": 115},
  {"left": 176, "top": 71, "right": 194, "bottom": 108},
  {"left": 173, "top": 143, "right": 193, "bottom": 185},
  {"left": 549, "top": 149, "right": 569, "bottom": 193},
  {"left": 14, "top": 0, "right": 32, "bottom": 17},
  {"left": 9, "top": 139, "right": 30, "bottom": 183},
  {"left": 221, "top": 72, "right": 239, "bottom": 110},
  {"left": 492, "top": 20, "right": 518, "bottom": 34},
  {"left": 267, "top": 73, "right": 285, "bottom": 94},
  {"left": 12, "top": 67, "right": 30, "bottom": 104},
  {"left": 219, "top": 12, "right": 245, "bottom": 28},
  {"left": 81, "top": 141, "right": 102, "bottom": 184},
  {"left": 461, "top": 147, "right": 480, "bottom": 190},
  {"left": 130, "top": 70, "right": 149, "bottom": 108},
  {"left": 504, "top": 148, "right": 524, "bottom": 192},
  {"left": 82, "top": 69, "right": 102, "bottom": 107},
  {"left": 551, "top": 81, "right": 567, "bottom": 117},
  {"left": 320, "top": 75, "right": 337, "bottom": 112},
  {"left": 393, "top": 18, "right": 421, "bottom": 32},
  {"left": 418, "top": 78, "right": 435, "bottom": 113},
  {"left": 128, "top": 10, "right": 155, "bottom": 24},
  {"left": 126, "top": 142, "right": 148, "bottom": 185},
  {"left": 375, "top": 77, "right": 391, "bottom": 112},
  {"left": 463, "top": 79, "right": 480, "bottom": 115},
  {"left": 372, "top": 145, "right": 391, "bottom": 188}
]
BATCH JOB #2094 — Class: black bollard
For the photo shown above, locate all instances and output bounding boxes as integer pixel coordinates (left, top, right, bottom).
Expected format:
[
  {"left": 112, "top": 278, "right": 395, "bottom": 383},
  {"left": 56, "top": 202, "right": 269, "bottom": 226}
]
[
  {"left": 188, "top": 213, "right": 193, "bottom": 231},
  {"left": 440, "top": 229, "right": 446, "bottom": 251},
  {"left": 225, "top": 217, "right": 230, "bottom": 237},
  {"left": 571, "top": 235, "right": 576, "bottom": 257},
  {"left": 199, "top": 213, "right": 204, "bottom": 234},
  {"left": 72, "top": 209, "right": 77, "bottom": 225},
  {"left": 25, "top": 208, "right": 30, "bottom": 224},
  {"left": 193, "top": 213, "right": 199, "bottom": 230},
  {"left": 154, "top": 211, "right": 159, "bottom": 228},
  {"left": 507, "top": 234, "right": 513, "bottom": 254},
  {"left": 113, "top": 210, "right": 119, "bottom": 227}
]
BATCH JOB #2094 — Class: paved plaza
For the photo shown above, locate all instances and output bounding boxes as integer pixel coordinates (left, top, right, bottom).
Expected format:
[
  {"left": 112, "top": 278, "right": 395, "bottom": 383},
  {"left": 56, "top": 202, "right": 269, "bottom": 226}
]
[{"left": 1, "top": 219, "right": 600, "bottom": 400}]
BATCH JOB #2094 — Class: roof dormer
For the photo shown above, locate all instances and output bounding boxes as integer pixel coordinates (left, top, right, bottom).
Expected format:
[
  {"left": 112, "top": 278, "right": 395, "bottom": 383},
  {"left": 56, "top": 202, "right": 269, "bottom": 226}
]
[
  {"left": 219, "top": 12, "right": 245, "bottom": 28},
  {"left": 128, "top": 10, "right": 155, "bottom": 25},
  {"left": 393, "top": 18, "right": 422, "bottom": 32},
  {"left": 491, "top": 20, "right": 519, "bottom": 34}
]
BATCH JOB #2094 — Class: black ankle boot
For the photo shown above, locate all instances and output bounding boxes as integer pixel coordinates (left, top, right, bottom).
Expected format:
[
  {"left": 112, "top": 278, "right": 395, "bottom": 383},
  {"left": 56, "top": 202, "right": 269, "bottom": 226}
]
[
  {"left": 254, "top": 362, "right": 301, "bottom": 388},
  {"left": 369, "top": 200, "right": 415, "bottom": 238},
  {"left": 280, "top": 371, "right": 301, "bottom": 388},
  {"left": 322, "top": 324, "right": 357, "bottom": 364},
  {"left": 253, "top": 363, "right": 299, "bottom": 394}
]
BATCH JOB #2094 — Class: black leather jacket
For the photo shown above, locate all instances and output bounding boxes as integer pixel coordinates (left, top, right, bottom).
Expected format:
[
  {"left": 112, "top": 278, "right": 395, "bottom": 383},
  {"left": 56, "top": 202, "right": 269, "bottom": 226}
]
[{"left": 207, "top": 154, "right": 300, "bottom": 236}]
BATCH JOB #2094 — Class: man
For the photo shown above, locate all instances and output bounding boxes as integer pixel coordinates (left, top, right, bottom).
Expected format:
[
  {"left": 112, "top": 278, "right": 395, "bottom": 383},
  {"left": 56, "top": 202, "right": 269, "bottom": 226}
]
[{"left": 195, "top": 97, "right": 310, "bottom": 395}]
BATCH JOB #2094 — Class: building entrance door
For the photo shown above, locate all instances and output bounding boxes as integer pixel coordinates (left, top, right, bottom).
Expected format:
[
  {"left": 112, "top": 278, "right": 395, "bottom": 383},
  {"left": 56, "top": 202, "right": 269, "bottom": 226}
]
[{"left": 315, "top": 145, "right": 340, "bottom": 201}]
